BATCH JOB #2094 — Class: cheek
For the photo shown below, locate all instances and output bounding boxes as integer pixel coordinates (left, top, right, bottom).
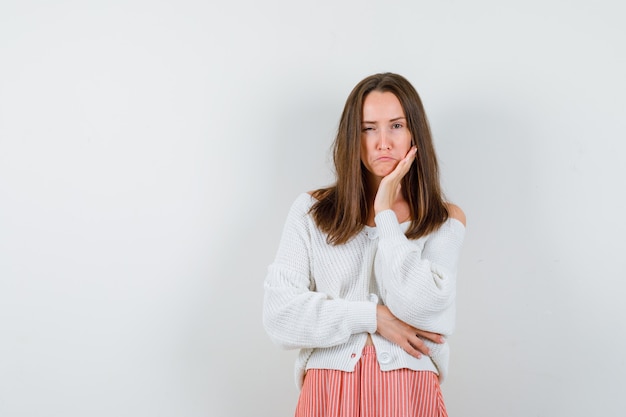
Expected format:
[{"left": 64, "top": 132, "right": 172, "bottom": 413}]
[{"left": 399, "top": 133, "right": 412, "bottom": 152}]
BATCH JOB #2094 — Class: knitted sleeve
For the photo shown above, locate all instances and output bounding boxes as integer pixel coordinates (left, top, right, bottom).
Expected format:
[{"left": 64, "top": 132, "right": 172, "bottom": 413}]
[
  {"left": 374, "top": 209, "right": 466, "bottom": 335},
  {"left": 263, "top": 194, "right": 377, "bottom": 350}
]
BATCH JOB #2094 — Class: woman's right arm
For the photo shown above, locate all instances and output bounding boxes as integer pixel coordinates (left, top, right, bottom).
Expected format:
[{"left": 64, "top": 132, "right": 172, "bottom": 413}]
[{"left": 262, "top": 195, "right": 377, "bottom": 350}]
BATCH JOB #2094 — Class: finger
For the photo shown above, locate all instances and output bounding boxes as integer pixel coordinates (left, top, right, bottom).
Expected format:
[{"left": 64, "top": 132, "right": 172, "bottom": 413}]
[
  {"left": 390, "top": 146, "right": 417, "bottom": 178},
  {"left": 404, "top": 146, "right": 418, "bottom": 161},
  {"left": 415, "top": 329, "right": 445, "bottom": 344},
  {"left": 401, "top": 146, "right": 417, "bottom": 165},
  {"left": 409, "top": 336, "right": 430, "bottom": 356},
  {"left": 402, "top": 340, "right": 423, "bottom": 359}
]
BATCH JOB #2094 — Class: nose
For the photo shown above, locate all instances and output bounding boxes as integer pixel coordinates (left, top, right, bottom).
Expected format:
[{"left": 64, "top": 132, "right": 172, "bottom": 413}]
[{"left": 377, "top": 131, "right": 391, "bottom": 150}]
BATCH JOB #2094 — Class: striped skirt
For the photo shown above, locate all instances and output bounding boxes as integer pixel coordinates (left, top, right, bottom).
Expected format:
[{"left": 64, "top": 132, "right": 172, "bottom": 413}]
[{"left": 295, "top": 346, "right": 447, "bottom": 417}]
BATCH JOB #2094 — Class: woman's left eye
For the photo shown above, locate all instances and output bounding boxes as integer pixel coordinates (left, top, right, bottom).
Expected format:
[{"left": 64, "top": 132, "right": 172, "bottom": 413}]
[{"left": 392, "top": 123, "right": 403, "bottom": 129}]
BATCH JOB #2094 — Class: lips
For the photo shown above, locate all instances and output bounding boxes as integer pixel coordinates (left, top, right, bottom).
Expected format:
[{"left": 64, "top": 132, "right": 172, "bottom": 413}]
[{"left": 375, "top": 156, "right": 396, "bottom": 162}]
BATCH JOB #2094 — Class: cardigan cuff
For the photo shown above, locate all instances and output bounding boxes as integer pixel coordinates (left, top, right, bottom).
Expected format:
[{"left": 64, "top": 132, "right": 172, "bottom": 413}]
[
  {"left": 346, "top": 301, "right": 378, "bottom": 334},
  {"left": 374, "top": 209, "right": 405, "bottom": 239}
]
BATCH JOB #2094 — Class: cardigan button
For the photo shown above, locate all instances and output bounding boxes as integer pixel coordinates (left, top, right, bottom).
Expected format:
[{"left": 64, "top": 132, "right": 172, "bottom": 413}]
[{"left": 379, "top": 352, "right": 391, "bottom": 364}]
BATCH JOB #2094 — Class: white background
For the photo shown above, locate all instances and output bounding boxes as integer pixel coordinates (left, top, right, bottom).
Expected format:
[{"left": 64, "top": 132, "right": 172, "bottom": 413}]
[{"left": 1, "top": 1, "right": 625, "bottom": 416}]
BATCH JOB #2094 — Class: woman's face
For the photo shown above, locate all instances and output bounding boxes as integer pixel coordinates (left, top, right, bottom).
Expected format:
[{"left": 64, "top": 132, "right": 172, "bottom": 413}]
[{"left": 360, "top": 91, "right": 412, "bottom": 181}]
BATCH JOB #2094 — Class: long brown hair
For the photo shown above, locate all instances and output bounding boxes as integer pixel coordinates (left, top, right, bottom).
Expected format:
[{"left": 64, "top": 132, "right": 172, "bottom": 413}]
[{"left": 310, "top": 72, "right": 448, "bottom": 245}]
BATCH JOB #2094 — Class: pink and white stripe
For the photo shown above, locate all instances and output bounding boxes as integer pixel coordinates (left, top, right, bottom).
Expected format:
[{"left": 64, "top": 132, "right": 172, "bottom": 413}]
[{"left": 295, "top": 347, "right": 447, "bottom": 417}]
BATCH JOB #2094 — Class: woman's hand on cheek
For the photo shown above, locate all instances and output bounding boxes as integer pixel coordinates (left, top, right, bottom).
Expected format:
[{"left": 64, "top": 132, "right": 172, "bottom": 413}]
[{"left": 373, "top": 146, "right": 417, "bottom": 214}]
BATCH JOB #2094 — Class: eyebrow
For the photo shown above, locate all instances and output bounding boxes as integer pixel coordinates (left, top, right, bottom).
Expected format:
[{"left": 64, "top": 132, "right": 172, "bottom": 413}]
[{"left": 361, "top": 117, "right": 407, "bottom": 124}]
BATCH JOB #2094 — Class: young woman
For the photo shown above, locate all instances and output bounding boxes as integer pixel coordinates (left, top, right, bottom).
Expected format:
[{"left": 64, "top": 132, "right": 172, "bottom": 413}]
[{"left": 263, "top": 73, "right": 466, "bottom": 417}]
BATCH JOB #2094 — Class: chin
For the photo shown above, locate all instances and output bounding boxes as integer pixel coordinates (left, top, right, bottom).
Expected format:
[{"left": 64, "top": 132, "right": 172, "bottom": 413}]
[
  {"left": 378, "top": 165, "right": 397, "bottom": 176},
  {"left": 364, "top": 163, "right": 397, "bottom": 180},
  {"left": 372, "top": 169, "right": 393, "bottom": 179}
]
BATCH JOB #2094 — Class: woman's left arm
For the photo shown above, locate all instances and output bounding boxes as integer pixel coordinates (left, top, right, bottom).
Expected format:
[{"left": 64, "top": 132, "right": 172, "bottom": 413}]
[{"left": 374, "top": 210, "right": 466, "bottom": 336}]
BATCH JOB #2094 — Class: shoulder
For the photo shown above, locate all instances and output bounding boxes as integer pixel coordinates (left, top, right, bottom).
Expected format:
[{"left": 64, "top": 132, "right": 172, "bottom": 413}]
[
  {"left": 307, "top": 189, "right": 327, "bottom": 201},
  {"left": 280, "top": 193, "right": 317, "bottom": 235},
  {"left": 445, "top": 203, "right": 466, "bottom": 227},
  {"left": 291, "top": 192, "right": 316, "bottom": 212}
]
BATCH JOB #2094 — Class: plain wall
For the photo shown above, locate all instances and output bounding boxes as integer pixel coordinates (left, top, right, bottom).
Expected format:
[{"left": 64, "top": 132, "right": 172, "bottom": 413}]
[{"left": 1, "top": 1, "right": 625, "bottom": 416}]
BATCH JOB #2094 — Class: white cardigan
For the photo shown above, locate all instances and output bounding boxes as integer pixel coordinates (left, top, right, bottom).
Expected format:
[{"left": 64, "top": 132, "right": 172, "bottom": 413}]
[{"left": 263, "top": 193, "right": 465, "bottom": 388}]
